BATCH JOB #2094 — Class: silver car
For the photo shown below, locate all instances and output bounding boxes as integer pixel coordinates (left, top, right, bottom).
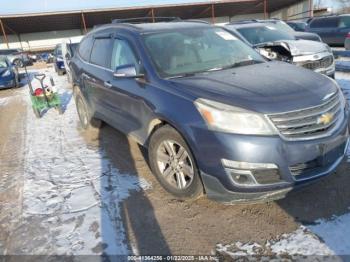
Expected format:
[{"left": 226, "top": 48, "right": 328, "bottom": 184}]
[
  {"left": 0, "top": 48, "right": 32, "bottom": 68},
  {"left": 224, "top": 22, "right": 335, "bottom": 78}
]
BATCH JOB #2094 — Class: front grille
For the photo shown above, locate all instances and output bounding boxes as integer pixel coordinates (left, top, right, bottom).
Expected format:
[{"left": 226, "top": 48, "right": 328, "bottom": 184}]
[
  {"left": 268, "top": 91, "right": 343, "bottom": 140},
  {"left": 300, "top": 55, "right": 334, "bottom": 70},
  {"left": 290, "top": 159, "right": 319, "bottom": 176}
]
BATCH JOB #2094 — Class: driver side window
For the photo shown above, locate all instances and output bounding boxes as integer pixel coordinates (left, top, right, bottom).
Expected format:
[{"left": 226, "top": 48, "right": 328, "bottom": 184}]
[{"left": 111, "top": 39, "right": 139, "bottom": 71}]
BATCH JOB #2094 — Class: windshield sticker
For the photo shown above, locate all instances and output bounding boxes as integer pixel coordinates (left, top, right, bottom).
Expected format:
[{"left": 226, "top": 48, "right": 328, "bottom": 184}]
[{"left": 215, "top": 31, "right": 237, "bottom": 40}]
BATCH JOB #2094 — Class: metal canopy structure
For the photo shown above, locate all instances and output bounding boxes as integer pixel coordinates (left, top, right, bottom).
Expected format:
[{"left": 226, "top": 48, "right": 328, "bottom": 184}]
[{"left": 0, "top": 0, "right": 306, "bottom": 47}]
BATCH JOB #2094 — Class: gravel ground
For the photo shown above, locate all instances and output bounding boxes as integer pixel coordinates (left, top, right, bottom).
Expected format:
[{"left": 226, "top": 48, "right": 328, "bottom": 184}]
[{"left": 0, "top": 65, "right": 350, "bottom": 259}]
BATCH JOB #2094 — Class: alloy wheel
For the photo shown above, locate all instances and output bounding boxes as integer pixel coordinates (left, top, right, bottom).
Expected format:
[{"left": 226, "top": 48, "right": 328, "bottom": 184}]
[{"left": 156, "top": 140, "right": 194, "bottom": 190}]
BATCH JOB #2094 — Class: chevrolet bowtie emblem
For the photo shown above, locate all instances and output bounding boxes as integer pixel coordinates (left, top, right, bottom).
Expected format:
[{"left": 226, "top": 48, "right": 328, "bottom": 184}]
[{"left": 317, "top": 113, "right": 333, "bottom": 125}]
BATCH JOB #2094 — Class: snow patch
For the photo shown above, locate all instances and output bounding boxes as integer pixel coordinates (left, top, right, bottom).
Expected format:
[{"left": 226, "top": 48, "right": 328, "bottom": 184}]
[{"left": 21, "top": 68, "right": 150, "bottom": 255}]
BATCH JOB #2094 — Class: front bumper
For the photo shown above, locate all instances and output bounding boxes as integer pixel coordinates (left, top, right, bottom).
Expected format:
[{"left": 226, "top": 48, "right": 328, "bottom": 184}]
[
  {"left": 293, "top": 51, "right": 335, "bottom": 77},
  {"left": 190, "top": 111, "right": 349, "bottom": 203}
]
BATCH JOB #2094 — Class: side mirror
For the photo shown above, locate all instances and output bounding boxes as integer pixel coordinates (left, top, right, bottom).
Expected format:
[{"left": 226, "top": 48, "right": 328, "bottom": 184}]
[{"left": 113, "top": 64, "right": 144, "bottom": 78}]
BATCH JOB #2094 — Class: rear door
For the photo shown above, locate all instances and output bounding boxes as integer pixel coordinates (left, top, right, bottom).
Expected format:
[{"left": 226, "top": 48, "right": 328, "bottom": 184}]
[
  {"left": 84, "top": 34, "right": 113, "bottom": 118},
  {"left": 309, "top": 17, "right": 339, "bottom": 45},
  {"left": 337, "top": 16, "right": 350, "bottom": 45}
]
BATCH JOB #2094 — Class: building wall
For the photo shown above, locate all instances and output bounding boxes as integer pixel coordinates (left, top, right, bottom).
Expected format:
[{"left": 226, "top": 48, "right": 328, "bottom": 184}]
[{"left": 0, "top": 29, "right": 83, "bottom": 51}]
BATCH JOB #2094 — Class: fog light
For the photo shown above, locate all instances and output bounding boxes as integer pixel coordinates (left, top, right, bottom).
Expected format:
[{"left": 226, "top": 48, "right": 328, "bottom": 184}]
[
  {"left": 252, "top": 169, "right": 281, "bottom": 184},
  {"left": 229, "top": 169, "right": 257, "bottom": 186},
  {"left": 223, "top": 159, "right": 282, "bottom": 186}
]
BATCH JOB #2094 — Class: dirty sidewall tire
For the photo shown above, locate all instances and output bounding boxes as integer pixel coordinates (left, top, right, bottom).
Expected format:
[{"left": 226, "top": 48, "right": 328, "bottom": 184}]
[
  {"left": 74, "top": 90, "right": 101, "bottom": 130},
  {"left": 149, "top": 125, "right": 203, "bottom": 199}
]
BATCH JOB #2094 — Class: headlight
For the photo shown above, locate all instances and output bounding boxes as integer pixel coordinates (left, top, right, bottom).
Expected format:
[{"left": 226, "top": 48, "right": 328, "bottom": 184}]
[
  {"left": 195, "top": 98, "right": 277, "bottom": 135},
  {"left": 1, "top": 70, "right": 11, "bottom": 77},
  {"left": 330, "top": 78, "right": 348, "bottom": 110}
]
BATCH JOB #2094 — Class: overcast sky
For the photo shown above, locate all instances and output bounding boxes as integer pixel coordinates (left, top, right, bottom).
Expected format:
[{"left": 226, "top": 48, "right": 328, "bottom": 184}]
[{"left": 0, "top": 0, "right": 348, "bottom": 15}]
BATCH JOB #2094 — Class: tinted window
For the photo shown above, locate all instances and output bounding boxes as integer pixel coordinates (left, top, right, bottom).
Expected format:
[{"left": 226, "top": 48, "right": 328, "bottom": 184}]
[
  {"left": 339, "top": 16, "right": 350, "bottom": 28},
  {"left": 0, "top": 49, "right": 16, "bottom": 55},
  {"left": 111, "top": 39, "right": 139, "bottom": 71},
  {"left": 236, "top": 25, "right": 295, "bottom": 45},
  {"left": 78, "top": 36, "right": 94, "bottom": 61},
  {"left": 90, "top": 38, "right": 111, "bottom": 68},
  {"left": 0, "top": 56, "right": 8, "bottom": 68},
  {"left": 310, "top": 17, "right": 339, "bottom": 28},
  {"left": 55, "top": 45, "right": 62, "bottom": 56},
  {"left": 68, "top": 43, "right": 79, "bottom": 56}
]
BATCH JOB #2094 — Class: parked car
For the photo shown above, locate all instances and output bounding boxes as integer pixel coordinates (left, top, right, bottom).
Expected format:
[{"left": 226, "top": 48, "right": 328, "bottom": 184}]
[
  {"left": 53, "top": 44, "right": 65, "bottom": 75},
  {"left": 345, "top": 32, "right": 350, "bottom": 50},
  {"left": 0, "top": 48, "right": 32, "bottom": 67},
  {"left": 71, "top": 20, "right": 349, "bottom": 203},
  {"left": 232, "top": 19, "right": 322, "bottom": 42},
  {"left": 224, "top": 22, "right": 335, "bottom": 78},
  {"left": 0, "top": 55, "right": 19, "bottom": 89},
  {"left": 286, "top": 21, "right": 308, "bottom": 32},
  {"left": 306, "top": 14, "right": 350, "bottom": 46},
  {"left": 62, "top": 36, "right": 83, "bottom": 83},
  {"left": 39, "top": 52, "right": 54, "bottom": 63},
  {"left": 28, "top": 53, "right": 38, "bottom": 63}
]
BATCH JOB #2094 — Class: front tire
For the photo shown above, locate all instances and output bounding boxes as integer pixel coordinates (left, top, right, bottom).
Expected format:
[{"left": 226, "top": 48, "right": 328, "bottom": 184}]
[{"left": 148, "top": 125, "right": 203, "bottom": 199}]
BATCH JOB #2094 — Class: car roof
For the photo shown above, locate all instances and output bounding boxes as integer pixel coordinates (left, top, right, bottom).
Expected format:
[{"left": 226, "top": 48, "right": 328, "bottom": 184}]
[
  {"left": 226, "top": 22, "right": 270, "bottom": 29},
  {"left": 91, "top": 21, "right": 212, "bottom": 35}
]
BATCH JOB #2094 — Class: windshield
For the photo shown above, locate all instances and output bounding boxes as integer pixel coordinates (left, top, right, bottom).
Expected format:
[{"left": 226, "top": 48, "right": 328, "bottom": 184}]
[
  {"left": 271, "top": 21, "right": 295, "bottom": 32},
  {"left": 69, "top": 43, "right": 79, "bottom": 56},
  {"left": 0, "top": 57, "right": 8, "bottom": 68},
  {"left": 143, "top": 27, "right": 264, "bottom": 78},
  {"left": 237, "top": 24, "right": 295, "bottom": 45}
]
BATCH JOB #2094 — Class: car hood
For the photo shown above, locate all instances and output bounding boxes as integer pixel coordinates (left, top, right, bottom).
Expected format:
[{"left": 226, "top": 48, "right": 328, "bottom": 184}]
[
  {"left": 257, "top": 39, "right": 329, "bottom": 56},
  {"left": 167, "top": 62, "right": 337, "bottom": 114},
  {"left": 293, "top": 31, "right": 321, "bottom": 42}
]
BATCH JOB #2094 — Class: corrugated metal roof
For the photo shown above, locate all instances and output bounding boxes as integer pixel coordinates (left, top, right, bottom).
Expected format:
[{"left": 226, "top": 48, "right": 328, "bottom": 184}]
[{"left": 0, "top": 0, "right": 304, "bottom": 34}]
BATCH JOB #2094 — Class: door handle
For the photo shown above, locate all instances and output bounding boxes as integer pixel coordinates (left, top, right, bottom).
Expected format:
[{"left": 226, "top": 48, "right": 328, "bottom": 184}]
[
  {"left": 82, "top": 73, "right": 91, "bottom": 80},
  {"left": 104, "top": 81, "right": 112, "bottom": 88}
]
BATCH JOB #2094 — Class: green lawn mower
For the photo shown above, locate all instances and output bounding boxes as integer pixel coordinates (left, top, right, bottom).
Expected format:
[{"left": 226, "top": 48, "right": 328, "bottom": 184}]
[{"left": 27, "top": 71, "right": 63, "bottom": 118}]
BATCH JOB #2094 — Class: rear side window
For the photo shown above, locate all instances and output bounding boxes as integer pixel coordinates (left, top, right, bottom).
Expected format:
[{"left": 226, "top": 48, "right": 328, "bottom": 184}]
[
  {"left": 90, "top": 38, "right": 111, "bottom": 68},
  {"left": 310, "top": 17, "right": 339, "bottom": 28},
  {"left": 339, "top": 16, "right": 350, "bottom": 28},
  {"left": 78, "top": 36, "right": 94, "bottom": 61}
]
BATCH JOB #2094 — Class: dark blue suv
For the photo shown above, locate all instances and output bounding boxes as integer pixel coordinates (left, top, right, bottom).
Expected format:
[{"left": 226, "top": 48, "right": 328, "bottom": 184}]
[{"left": 71, "top": 20, "right": 349, "bottom": 203}]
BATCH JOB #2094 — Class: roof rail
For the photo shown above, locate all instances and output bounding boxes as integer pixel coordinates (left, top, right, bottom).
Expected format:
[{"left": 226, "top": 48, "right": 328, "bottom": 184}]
[
  {"left": 228, "top": 19, "right": 259, "bottom": 24},
  {"left": 112, "top": 17, "right": 181, "bottom": 24},
  {"left": 184, "top": 19, "right": 210, "bottom": 24}
]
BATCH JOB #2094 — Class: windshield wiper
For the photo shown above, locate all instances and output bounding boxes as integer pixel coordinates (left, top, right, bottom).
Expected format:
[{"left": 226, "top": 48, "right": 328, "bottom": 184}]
[
  {"left": 221, "top": 60, "right": 262, "bottom": 70},
  {"left": 166, "top": 72, "right": 197, "bottom": 79}
]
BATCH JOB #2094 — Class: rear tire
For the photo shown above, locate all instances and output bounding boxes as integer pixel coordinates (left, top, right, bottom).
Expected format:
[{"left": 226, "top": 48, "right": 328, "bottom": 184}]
[
  {"left": 74, "top": 88, "right": 101, "bottom": 130},
  {"left": 148, "top": 125, "right": 203, "bottom": 199}
]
